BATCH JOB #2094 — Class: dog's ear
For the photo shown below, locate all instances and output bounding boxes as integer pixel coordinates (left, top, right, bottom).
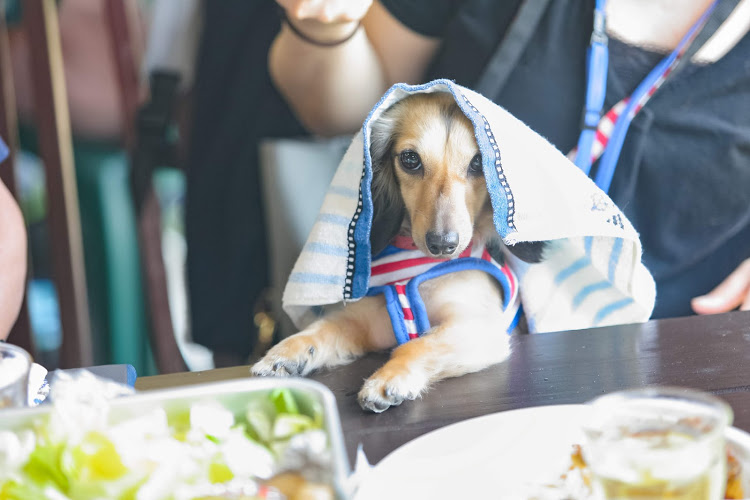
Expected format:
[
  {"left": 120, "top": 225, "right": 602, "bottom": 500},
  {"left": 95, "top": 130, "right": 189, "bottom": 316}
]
[
  {"left": 369, "top": 111, "right": 405, "bottom": 256},
  {"left": 485, "top": 238, "right": 507, "bottom": 266},
  {"left": 506, "top": 240, "right": 548, "bottom": 263},
  {"left": 486, "top": 237, "right": 547, "bottom": 264},
  {"left": 370, "top": 185, "right": 405, "bottom": 256}
]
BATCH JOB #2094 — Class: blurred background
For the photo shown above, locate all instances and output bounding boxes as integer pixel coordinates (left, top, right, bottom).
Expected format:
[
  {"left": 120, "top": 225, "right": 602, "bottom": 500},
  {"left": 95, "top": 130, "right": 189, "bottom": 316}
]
[{"left": 0, "top": 0, "right": 308, "bottom": 376}]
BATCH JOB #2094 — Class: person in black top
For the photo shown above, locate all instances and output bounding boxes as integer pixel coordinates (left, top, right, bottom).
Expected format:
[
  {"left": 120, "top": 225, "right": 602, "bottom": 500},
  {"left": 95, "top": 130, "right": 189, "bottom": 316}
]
[
  {"left": 268, "top": 0, "right": 750, "bottom": 320},
  {"left": 186, "top": 1, "right": 307, "bottom": 365}
]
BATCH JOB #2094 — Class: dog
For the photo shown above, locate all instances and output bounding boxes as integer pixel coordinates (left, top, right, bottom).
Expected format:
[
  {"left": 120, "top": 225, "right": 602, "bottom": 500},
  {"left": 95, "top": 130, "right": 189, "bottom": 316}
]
[{"left": 252, "top": 92, "right": 544, "bottom": 412}]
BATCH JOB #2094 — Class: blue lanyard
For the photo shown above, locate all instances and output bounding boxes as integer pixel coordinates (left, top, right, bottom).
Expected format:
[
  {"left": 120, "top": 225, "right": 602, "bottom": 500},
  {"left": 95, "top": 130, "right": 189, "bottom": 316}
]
[
  {"left": 574, "top": 0, "right": 609, "bottom": 178},
  {"left": 574, "top": 0, "right": 720, "bottom": 194}
]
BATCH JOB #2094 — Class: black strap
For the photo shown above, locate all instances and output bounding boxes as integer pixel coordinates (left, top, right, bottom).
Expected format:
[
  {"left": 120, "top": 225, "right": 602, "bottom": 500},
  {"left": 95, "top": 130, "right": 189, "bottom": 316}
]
[
  {"left": 474, "top": 0, "right": 551, "bottom": 100},
  {"left": 643, "top": 0, "right": 742, "bottom": 94},
  {"left": 676, "top": 0, "right": 743, "bottom": 72}
]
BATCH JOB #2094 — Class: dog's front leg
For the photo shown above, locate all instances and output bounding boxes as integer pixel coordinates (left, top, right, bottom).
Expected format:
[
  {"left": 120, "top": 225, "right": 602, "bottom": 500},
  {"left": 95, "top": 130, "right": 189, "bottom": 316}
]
[
  {"left": 251, "top": 295, "right": 396, "bottom": 377},
  {"left": 357, "top": 319, "right": 510, "bottom": 412}
]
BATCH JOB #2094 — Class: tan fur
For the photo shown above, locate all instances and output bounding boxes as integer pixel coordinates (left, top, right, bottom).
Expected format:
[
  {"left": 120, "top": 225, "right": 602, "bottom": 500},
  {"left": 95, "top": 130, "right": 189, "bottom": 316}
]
[
  {"left": 252, "top": 93, "right": 510, "bottom": 413},
  {"left": 389, "top": 93, "right": 490, "bottom": 256}
]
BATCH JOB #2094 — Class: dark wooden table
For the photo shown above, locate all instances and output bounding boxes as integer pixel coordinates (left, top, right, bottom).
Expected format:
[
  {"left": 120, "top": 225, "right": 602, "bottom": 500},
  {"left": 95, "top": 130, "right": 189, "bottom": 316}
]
[{"left": 136, "top": 310, "right": 750, "bottom": 465}]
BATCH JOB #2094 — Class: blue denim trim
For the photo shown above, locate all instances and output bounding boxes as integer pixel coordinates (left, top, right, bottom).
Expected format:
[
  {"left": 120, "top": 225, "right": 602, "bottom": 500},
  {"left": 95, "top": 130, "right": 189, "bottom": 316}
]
[{"left": 450, "top": 90, "right": 514, "bottom": 236}]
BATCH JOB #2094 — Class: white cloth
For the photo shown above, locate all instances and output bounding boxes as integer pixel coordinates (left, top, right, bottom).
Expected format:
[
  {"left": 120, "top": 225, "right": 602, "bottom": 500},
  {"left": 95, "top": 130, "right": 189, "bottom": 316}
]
[{"left": 282, "top": 80, "right": 656, "bottom": 333}]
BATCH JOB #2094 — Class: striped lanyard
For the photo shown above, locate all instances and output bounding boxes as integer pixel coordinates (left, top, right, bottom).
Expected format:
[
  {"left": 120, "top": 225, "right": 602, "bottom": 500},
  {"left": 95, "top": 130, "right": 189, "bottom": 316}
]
[{"left": 573, "top": 0, "right": 720, "bottom": 193}]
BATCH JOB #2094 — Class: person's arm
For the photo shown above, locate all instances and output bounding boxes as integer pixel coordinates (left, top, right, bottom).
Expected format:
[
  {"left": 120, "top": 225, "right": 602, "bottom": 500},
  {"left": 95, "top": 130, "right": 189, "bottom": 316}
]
[
  {"left": 270, "top": 0, "right": 441, "bottom": 136},
  {"left": 691, "top": 258, "right": 750, "bottom": 314},
  {"left": 0, "top": 180, "right": 27, "bottom": 340}
]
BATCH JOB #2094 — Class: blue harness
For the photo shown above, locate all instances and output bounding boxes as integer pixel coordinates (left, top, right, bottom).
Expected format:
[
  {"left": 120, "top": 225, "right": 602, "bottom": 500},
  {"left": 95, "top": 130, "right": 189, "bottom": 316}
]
[{"left": 366, "top": 241, "right": 521, "bottom": 345}]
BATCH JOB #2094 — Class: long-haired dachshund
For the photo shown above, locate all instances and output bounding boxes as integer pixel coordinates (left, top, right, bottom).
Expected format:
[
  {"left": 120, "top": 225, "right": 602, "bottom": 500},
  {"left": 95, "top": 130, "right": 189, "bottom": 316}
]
[{"left": 252, "top": 92, "right": 543, "bottom": 412}]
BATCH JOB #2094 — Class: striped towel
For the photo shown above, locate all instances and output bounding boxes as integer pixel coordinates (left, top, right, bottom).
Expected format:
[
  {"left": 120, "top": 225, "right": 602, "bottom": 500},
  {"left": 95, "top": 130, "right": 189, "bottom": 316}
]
[{"left": 282, "top": 80, "right": 655, "bottom": 333}]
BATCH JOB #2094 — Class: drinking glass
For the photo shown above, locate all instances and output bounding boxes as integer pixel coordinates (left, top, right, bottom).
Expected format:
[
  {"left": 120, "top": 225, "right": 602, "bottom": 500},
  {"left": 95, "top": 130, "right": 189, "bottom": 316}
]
[
  {"left": 0, "top": 342, "right": 32, "bottom": 408},
  {"left": 583, "top": 387, "right": 733, "bottom": 500}
]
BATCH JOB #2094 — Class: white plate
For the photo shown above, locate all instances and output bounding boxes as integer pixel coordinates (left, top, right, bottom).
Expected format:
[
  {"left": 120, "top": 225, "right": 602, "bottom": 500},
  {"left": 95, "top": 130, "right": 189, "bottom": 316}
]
[{"left": 353, "top": 404, "right": 750, "bottom": 500}]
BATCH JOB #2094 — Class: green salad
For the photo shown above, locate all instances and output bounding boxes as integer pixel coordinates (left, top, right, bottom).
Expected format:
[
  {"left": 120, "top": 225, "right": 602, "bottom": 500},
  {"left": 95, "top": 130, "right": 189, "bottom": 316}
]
[{"left": 0, "top": 389, "right": 334, "bottom": 500}]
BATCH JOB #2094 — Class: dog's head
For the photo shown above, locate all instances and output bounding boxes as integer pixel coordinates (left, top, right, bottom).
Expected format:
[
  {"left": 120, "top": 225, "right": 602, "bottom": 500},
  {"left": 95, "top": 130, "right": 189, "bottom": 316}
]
[
  {"left": 369, "top": 92, "right": 492, "bottom": 258},
  {"left": 368, "top": 91, "right": 547, "bottom": 263}
]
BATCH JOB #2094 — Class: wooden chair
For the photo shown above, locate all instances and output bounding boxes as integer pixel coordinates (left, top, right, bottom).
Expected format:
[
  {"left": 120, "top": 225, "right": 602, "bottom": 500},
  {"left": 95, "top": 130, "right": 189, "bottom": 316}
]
[
  {"left": 0, "top": 2, "right": 33, "bottom": 357},
  {"left": 0, "top": 0, "right": 188, "bottom": 373},
  {"left": 0, "top": 0, "right": 92, "bottom": 368},
  {"left": 104, "top": 0, "right": 187, "bottom": 373}
]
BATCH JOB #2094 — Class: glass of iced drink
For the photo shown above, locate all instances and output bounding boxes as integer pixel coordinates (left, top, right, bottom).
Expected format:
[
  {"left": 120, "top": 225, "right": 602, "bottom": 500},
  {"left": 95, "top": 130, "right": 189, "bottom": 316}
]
[
  {"left": 583, "top": 387, "right": 733, "bottom": 500},
  {"left": 0, "top": 343, "right": 32, "bottom": 408}
]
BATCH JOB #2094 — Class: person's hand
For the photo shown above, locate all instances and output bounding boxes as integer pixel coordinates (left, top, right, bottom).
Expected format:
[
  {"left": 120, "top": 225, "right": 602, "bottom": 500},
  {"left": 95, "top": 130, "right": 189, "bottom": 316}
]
[
  {"left": 277, "top": 0, "right": 373, "bottom": 24},
  {"left": 691, "top": 258, "right": 750, "bottom": 314}
]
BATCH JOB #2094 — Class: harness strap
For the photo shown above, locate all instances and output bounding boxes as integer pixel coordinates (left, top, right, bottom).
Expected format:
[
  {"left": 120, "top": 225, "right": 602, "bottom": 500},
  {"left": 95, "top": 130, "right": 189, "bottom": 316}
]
[
  {"left": 366, "top": 285, "right": 412, "bottom": 345},
  {"left": 406, "top": 258, "right": 515, "bottom": 334},
  {"left": 368, "top": 257, "right": 518, "bottom": 344}
]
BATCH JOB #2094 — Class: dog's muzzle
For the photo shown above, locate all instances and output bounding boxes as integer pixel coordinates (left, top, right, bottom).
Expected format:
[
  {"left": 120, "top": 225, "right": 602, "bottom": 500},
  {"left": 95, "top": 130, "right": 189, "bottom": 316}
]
[{"left": 425, "top": 230, "right": 459, "bottom": 256}]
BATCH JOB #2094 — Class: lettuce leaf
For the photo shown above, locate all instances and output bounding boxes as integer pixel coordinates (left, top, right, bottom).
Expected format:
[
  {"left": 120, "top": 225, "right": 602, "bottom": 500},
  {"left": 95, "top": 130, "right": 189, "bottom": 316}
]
[{"left": 22, "top": 442, "right": 69, "bottom": 492}]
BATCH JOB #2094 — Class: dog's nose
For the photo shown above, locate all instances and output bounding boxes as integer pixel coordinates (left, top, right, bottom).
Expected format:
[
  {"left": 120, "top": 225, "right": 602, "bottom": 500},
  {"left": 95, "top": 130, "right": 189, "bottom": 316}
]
[{"left": 426, "top": 231, "right": 459, "bottom": 256}]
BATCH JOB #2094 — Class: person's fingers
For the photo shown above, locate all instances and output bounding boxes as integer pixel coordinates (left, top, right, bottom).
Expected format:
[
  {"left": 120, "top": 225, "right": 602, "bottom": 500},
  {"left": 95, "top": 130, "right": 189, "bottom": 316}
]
[{"left": 691, "top": 258, "right": 750, "bottom": 314}]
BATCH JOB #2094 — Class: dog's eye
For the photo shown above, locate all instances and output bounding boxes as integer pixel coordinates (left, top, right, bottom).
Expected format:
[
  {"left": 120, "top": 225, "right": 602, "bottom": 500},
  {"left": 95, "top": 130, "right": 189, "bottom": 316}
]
[
  {"left": 398, "top": 150, "right": 422, "bottom": 172},
  {"left": 468, "top": 154, "right": 483, "bottom": 176}
]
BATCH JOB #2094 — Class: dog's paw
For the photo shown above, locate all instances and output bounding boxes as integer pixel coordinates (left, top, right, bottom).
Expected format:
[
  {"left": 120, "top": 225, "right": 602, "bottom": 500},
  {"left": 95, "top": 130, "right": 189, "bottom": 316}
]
[
  {"left": 357, "top": 367, "right": 428, "bottom": 413},
  {"left": 251, "top": 336, "right": 317, "bottom": 377}
]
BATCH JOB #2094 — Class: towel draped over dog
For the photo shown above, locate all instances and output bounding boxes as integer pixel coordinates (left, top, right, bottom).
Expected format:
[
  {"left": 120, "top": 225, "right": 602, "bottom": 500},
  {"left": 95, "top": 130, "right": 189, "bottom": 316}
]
[{"left": 282, "top": 80, "right": 656, "bottom": 333}]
